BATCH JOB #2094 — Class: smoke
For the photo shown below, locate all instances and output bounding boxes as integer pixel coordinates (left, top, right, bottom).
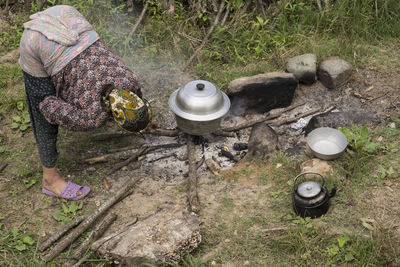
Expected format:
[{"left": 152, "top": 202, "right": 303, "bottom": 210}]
[{"left": 90, "top": 1, "right": 193, "bottom": 127}]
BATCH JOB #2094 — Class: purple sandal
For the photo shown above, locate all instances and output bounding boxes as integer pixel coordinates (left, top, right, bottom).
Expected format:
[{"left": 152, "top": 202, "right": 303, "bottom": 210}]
[{"left": 42, "top": 181, "right": 90, "bottom": 201}]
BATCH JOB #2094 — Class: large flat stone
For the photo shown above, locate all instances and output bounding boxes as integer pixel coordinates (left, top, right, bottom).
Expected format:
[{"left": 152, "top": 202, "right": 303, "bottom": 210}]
[
  {"left": 227, "top": 72, "right": 298, "bottom": 115},
  {"left": 92, "top": 202, "right": 201, "bottom": 266}
]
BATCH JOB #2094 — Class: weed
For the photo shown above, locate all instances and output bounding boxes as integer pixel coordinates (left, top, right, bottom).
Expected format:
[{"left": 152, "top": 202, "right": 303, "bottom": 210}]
[{"left": 52, "top": 200, "right": 84, "bottom": 225}]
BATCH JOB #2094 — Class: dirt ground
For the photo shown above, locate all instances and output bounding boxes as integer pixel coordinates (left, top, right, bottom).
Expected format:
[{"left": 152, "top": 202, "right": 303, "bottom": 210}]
[{"left": 1, "top": 46, "right": 400, "bottom": 265}]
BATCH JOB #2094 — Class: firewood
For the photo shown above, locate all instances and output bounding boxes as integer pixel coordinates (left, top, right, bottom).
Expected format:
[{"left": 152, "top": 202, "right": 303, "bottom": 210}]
[
  {"left": 62, "top": 213, "right": 117, "bottom": 267},
  {"left": 187, "top": 135, "right": 200, "bottom": 213},
  {"left": 147, "top": 153, "right": 177, "bottom": 163},
  {"left": 39, "top": 215, "right": 86, "bottom": 252},
  {"left": 107, "top": 143, "right": 184, "bottom": 175},
  {"left": 147, "top": 128, "right": 179, "bottom": 137},
  {"left": 42, "top": 177, "right": 140, "bottom": 262},
  {"left": 272, "top": 106, "right": 335, "bottom": 126},
  {"left": 91, "top": 132, "right": 140, "bottom": 141},
  {"left": 220, "top": 102, "right": 306, "bottom": 132}
]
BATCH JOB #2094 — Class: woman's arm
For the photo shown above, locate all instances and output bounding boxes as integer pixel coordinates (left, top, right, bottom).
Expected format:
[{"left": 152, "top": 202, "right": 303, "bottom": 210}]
[{"left": 39, "top": 95, "right": 110, "bottom": 131}]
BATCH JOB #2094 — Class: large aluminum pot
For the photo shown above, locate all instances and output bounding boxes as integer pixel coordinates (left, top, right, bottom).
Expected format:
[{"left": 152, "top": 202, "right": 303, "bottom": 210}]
[{"left": 169, "top": 80, "right": 230, "bottom": 136}]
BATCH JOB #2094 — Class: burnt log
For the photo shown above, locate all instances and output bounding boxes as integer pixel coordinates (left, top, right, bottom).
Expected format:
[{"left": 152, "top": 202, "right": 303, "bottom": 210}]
[{"left": 227, "top": 72, "right": 298, "bottom": 115}]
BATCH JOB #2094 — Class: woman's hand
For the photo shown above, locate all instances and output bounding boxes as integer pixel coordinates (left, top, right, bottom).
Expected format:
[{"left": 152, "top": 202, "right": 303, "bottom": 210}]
[{"left": 148, "top": 120, "right": 159, "bottom": 132}]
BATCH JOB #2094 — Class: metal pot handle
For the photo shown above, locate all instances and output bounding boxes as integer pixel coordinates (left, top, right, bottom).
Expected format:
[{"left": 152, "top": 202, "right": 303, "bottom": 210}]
[{"left": 293, "top": 172, "right": 325, "bottom": 190}]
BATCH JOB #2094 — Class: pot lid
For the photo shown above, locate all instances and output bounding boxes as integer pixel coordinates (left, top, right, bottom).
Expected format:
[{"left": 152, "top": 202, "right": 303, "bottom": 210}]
[
  {"left": 169, "top": 80, "right": 231, "bottom": 121},
  {"left": 297, "top": 181, "right": 321, "bottom": 198}
]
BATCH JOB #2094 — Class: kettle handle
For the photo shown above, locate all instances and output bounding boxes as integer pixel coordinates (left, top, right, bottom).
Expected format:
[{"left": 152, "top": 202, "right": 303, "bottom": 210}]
[{"left": 293, "top": 172, "right": 325, "bottom": 190}]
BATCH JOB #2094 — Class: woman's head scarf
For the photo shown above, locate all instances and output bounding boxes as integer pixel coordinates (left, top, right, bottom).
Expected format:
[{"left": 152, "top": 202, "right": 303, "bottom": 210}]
[{"left": 104, "top": 88, "right": 152, "bottom": 132}]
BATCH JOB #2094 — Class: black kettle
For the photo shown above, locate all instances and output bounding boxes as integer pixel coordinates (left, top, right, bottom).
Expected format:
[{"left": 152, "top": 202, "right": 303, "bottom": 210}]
[{"left": 292, "top": 172, "right": 336, "bottom": 218}]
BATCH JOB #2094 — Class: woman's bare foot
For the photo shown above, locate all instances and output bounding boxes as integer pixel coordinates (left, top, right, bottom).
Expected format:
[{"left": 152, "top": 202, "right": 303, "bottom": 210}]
[{"left": 42, "top": 166, "right": 84, "bottom": 196}]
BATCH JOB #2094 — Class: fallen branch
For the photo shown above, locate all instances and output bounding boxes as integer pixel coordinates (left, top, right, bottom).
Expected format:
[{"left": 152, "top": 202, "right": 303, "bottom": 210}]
[
  {"left": 187, "top": 135, "right": 200, "bottom": 213},
  {"left": 43, "top": 177, "right": 140, "bottom": 262},
  {"left": 183, "top": 0, "right": 225, "bottom": 70},
  {"left": 0, "top": 163, "right": 8, "bottom": 173},
  {"left": 128, "top": 2, "right": 149, "bottom": 38},
  {"left": 62, "top": 213, "right": 117, "bottom": 267},
  {"left": 39, "top": 215, "right": 86, "bottom": 252},
  {"left": 220, "top": 102, "right": 306, "bottom": 132}
]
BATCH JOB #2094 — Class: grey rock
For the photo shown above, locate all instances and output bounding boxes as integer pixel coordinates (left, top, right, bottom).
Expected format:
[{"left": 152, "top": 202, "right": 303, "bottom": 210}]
[
  {"left": 243, "top": 122, "right": 279, "bottom": 160},
  {"left": 92, "top": 202, "right": 201, "bottom": 266},
  {"left": 227, "top": 72, "right": 298, "bottom": 115},
  {"left": 286, "top": 53, "right": 317, "bottom": 84},
  {"left": 317, "top": 57, "right": 352, "bottom": 89}
]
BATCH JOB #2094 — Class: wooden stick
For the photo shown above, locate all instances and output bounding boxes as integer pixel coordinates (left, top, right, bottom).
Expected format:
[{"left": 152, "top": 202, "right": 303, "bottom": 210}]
[
  {"left": 147, "top": 153, "right": 176, "bottom": 163},
  {"left": 107, "top": 143, "right": 184, "bottom": 175},
  {"left": 62, "top": 213, "right": 117, "bottom": 267},
  {"left": 39, "top": 215, "right": 86, "bottom": 252},
  {"left": 84, "top": 143, "right": 184, "bottom": 165},
  {"left": 91, "top": 132, "right": 139, "bottom": 141},
  {"left": 212, "top": 130, "right": 237, "bottom": 138},
  {"left": 221, "top": 0, "right": 231, "bottom": 26},
  {"left": 107, "top": 144, "right": 144, "bottom": 154},
  {"left": 147, "top": 128, "right": 179, "bottom": 137},
  {"left": 183, "top": 0, "right": 225, "bottom": 70},
  {"left": 91, "top": 218, "right": 138, "bottom": 252},
  {"left": 71, "top": 253, "right": 91, "bottom": 267},
  {"left": 273, "top": 106, "right": 335, "bottom": 126},
  {"left": 0, "top": 163, "right": 8, "bottom": 173},
  {"left": 128, "top": 2, "right": 149, "bottom": 38},
  {"left": 187, "top": 135, "right": 200, "bottom": 213},
  {"left": 272, "top": 107, "right": 322, "bottom": 126},
  {"left": 43, "top": 177, "right": 140, "bottom": 262},
  {"left": 220, "top": 102, "right": 306, "bottom": 132}
]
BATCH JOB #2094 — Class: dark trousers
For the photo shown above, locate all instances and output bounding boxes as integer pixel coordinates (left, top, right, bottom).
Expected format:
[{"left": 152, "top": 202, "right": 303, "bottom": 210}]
[{"left": 23, "top": 71, "right": 58, "bottom": 168}]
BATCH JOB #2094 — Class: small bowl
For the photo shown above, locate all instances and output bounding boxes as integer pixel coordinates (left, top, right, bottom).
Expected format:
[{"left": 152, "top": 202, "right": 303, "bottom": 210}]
[{"left": 306, "top": 127, "right": 348, "bottom": 160}]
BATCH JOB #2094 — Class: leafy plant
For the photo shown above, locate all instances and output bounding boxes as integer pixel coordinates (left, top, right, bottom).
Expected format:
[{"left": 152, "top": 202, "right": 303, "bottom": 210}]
[
  {"left": 0, "top": 225, "right": 36, "bottom": 252},
  {"left": 52, "top": 200, "right": 83, "bottom": 225},
  {"left": 326, "top": 234, "right": 355, "bottom": 263},
  {"left": 339, "top": 126, "right": 380, "bottom": 154},
  {"left": 10, "top": 101, "right": 31, "bottom": 132},
  {"left": 23, "top": 179, "right": 37, "bottom": 189}
]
